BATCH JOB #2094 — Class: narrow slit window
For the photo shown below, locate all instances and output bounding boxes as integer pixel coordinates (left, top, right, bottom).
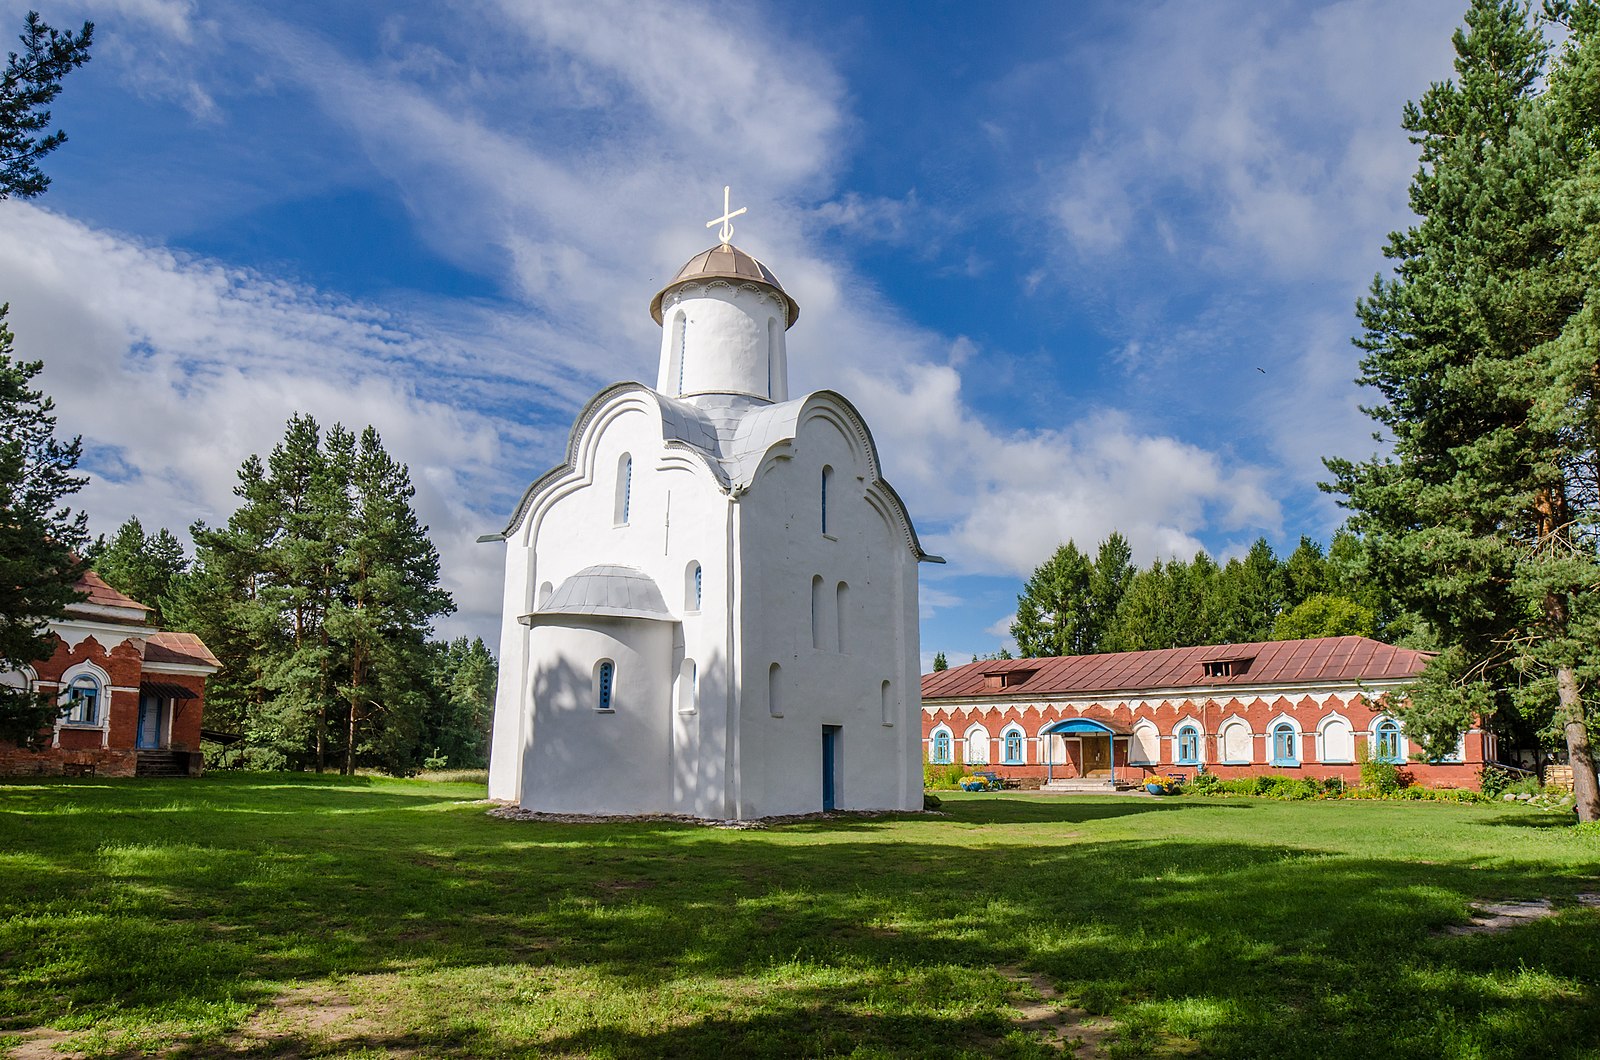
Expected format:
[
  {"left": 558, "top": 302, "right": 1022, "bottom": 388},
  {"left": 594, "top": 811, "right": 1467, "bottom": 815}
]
[
  {"left": 821, "top": 465, "right": 833, "bottom": 535},
  {"left": 615, "top": 454, "right": 632, "bottom": 525},
  {"left": 596, "top": 661, "right": 615, "bottom": 711}
]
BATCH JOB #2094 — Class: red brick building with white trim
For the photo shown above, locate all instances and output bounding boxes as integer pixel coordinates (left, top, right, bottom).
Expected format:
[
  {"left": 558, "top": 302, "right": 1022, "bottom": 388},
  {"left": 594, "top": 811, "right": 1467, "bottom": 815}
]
[
  {"left": 921, "top": 636, "right": 1487, "bottom": 789},
  {"left": 0, "top": 571, "right": 219, "bottom": 778}
]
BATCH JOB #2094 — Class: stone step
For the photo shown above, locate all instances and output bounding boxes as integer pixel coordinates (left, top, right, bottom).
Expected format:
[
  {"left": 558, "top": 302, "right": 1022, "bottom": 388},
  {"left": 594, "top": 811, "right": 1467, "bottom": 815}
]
[{"left": 135, "top": 751, "right": 194, "bottom": 778}]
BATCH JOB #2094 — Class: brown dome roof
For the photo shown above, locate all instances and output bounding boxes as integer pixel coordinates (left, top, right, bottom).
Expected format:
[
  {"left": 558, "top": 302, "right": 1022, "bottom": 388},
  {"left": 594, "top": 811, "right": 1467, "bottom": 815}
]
[{"left": 649, "top": 243, "right": 799, "bottom": 327}]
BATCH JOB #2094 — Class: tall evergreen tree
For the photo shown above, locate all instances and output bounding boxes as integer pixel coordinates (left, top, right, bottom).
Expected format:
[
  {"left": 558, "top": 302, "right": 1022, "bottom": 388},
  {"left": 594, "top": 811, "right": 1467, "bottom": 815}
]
[
  {"left": 1327, "top": 0, "right": 1600, "bottom": 818},
  {"left": 180, "top": 414, "right": 454, "bottom": 773},
  {"left": 330, "top": 426, "right": 454, "bottom": 775},
  {"left": 421, "top": 637, "right": 497, "bottom": 769},
  {"left": 0, "top": 310, "right": 85, "bottom": 745},
  {"left": 1012, "top": 534, "right": 1134, "bottom": 657},
  {"left": 1, "top": 12, "right": 93, "bottom": 200},
  {"left": 92, "top": 516, "right": 187, "bottom": 626}
]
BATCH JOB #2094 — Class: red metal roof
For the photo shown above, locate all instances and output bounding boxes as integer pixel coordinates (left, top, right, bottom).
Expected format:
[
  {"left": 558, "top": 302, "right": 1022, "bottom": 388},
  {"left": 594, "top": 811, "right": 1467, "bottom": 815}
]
[
  {"left": 921, "top": 637, "right": 1429, "bottom": 700},
  {"left": 145, "top": 632, "right": 221, "bottom": 670},
  {"left": 69, "top": 570, "right": 151, "bottom": 619}
]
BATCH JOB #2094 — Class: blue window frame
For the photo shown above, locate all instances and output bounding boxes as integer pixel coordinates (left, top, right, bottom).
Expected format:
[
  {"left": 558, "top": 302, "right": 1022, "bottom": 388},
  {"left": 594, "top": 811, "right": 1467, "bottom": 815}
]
[
  {"left": 1003, "top": 730, "right": 1024, "bottom": 764},
  {"left": 64, "top": 675, "right": 100, "bottom": 725},
  {"left": 931, "top": 730, "right": 951, "bottom": 764},
  {"left": 694, "top": 564, "right": 702, "bottom": 609},
  {"left": 1272, "top": 722, "right": 1299, "bottom": 766},
  {"left": 597, "top": 661, "right": 615, "bottom": 711},
  {"left": 1176, "top": 726, "right": 1200, "bottom": 765},
  {"left": 1374, "top": 719, "right": 1403, "bottom": 764}
]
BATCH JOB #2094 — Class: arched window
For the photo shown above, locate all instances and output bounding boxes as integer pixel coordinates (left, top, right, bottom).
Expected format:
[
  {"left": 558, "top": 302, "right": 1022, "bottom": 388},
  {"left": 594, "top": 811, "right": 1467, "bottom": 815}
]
[
  {"left": 678, "top": 659, "right": 697, "bottom": 715},
  {"left": 880, "top": 680, "right": 893, "bottom": 726},
  {"left": 1373, "top": 718, "right": 1404, "bottom": 764},
  {"left": 1220, "top": 720, "right": 1252, "bottom": 764},
  {"left": 821, "top": 465, "right": 833, "bottom": 535},
  {"left": 1272, "top": 721, "right": 1299, "bottom": 766},
  {"left": 1002, "top": 726, "right": 1025, "bottom": 765},
  {"left": 614, "top": 454, "right": 632, "bottom": 525},
  {"left": 595, "top": 660, "right": 616, "bottom": 711},
  {"left": 811, "top": 575, "right": 825, "bottom": 650},
  {"left": 537, "top": 581, "right": 554, "bottom": 608},
  {"left": 1130, "top": 721, "right": 1160, "bottom": 764},
  {"left": 1319, "top": 716, "right": 1355, "bottom": 763},
  {"left": 963, "top": 724, "right": 990, "bottom": 765},
  {"left": 1176, "top": 724, "right": 1201, "bottom": 765},
  {"left": 930, "top": 726, "right": 952, "bottom": 764},
  {"left": 768, "top": 663, "right": 784, "bottom": 718},
  {"left": 64, "top": 674, "right": 101, "bottom": 725},
  {"left": 835, "top": 581, "right": 850, "bottom": 653},
  {"left": 685, "top": 561, "right": 702, "bottom": 612}
]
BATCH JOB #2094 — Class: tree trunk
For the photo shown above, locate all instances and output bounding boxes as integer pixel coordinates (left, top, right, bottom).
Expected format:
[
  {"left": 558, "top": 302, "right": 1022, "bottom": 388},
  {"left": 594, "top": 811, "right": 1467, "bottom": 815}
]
[
  {"left": 1556, "top": 664, "right": 1600, "bottom": 822},
  {"left": 344, "top": 646, "right": 364, "bottom": 777}
]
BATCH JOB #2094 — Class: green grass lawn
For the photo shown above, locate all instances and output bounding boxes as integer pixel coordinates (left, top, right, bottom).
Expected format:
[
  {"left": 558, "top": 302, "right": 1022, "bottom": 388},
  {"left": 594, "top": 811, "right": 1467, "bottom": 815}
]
[{"left": 1, "top": 776, "right": 1597, "bottom": 1058}]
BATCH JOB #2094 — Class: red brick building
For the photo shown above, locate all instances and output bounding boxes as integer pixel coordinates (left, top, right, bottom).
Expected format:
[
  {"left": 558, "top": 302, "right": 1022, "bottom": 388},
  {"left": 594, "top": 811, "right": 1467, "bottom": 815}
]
[
  {"left": 0, "top": 571, "right": 219, "bottom": 778},
  {"left": 921, "top": 636, "right": 1488, "bottom": 789}
]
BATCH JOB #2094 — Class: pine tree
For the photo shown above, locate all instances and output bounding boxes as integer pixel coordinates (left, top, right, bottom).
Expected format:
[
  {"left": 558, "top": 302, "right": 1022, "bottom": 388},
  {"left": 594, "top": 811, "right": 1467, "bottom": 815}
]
[
  {"left": 1326, "top": 0, "right": 1600, "bottom": 819},
  {"left": 0, "top": 12, "right": 93, "bottom": 200},
  {"left": 330, "top": 426, "right": 453, "bottom": 775},
  {"left": 92, "top": 516, "right": 188, "bottom": 626},
  {"left": 1012, "top": 535, "right": 1134, "bottom": 657},
  {"left": 931, "top": 651, "right": 948, "bottom": 672},
  {"left": 0, "top": 309, "right": 85, "bottom": 745}
]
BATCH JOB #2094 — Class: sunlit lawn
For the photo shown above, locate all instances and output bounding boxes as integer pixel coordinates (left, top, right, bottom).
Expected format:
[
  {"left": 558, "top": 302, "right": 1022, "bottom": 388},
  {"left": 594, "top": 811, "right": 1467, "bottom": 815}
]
[{"left": 1, "top": 774, "right": 1597, "bottom": 1058}]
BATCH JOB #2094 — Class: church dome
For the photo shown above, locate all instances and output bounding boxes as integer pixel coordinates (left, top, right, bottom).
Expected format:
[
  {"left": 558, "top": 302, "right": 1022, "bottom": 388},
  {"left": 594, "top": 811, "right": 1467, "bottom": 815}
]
[
  {"left": 536, "top": 565, "right": 673, "bottom": 622},
  {"left": 650, "top": 243, "right": 799, "bottom": 328}
]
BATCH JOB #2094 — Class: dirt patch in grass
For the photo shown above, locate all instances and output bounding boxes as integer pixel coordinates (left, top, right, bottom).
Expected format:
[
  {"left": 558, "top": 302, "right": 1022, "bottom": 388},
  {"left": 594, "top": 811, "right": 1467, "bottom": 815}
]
[
  {"left": 220, "top": 982, "right": 422, "bottom": 1057},
  {"left": 998, "top": 965, "right": 1115, "bottom": 1056},
  {"left": 1442, "top": 892, "right": 1600, "bottom": 937},
  {"left": 6, "top": 1028, "right": 76, "bottom": 1060}
]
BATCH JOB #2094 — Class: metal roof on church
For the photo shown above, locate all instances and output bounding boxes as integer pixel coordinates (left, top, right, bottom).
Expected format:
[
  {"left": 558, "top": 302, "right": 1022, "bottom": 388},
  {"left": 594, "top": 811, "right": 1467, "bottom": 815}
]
[
  {"left": 921, "top": 636, "right": 1430, "bottom": 700},
  {"left": 530, "top": 565, "right": 674, "bottom": 622},
  {"left": 649, "top": 242, "right": 799, "bottom": 326}
]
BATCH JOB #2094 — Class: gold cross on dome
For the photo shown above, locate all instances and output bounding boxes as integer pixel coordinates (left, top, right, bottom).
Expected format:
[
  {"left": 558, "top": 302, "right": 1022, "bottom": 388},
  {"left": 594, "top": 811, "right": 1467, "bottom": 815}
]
[{"left": 706, "top": 185, "right": 747, "bottom": 244}]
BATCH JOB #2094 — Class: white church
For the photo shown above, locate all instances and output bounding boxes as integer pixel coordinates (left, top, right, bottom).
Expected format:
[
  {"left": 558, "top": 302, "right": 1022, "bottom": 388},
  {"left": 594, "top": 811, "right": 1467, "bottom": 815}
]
[{"left": 484, "top": 194, "right": 940, "bottom": 819}]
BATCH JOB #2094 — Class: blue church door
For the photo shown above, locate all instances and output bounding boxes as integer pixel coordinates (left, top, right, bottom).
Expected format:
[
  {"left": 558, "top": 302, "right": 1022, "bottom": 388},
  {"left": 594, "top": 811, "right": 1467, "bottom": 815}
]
[
  {"left": 821, "top": 726, "right": 840, "bottom": 811},
  {"left": 136, "top": 695, "right": 163, "bottom": 749}
]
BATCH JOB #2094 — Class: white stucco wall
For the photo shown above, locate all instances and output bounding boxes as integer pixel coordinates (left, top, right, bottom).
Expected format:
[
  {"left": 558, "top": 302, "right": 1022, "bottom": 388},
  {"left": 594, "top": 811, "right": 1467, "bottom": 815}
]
[
  {"left": 734, "top": 399, "right": 922, "bottom": 817},
  {"left": 487, "top": 390, "right": 738, "bottom": 815},
  {"left": 657, "top": 284, "right": 788, "bottom": 401}
]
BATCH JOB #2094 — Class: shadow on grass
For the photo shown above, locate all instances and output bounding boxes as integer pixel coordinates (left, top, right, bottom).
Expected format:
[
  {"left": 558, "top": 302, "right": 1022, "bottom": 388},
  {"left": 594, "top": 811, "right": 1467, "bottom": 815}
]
[{"left": 3, "top": 777, "right": 1598, "bottom": 1059}]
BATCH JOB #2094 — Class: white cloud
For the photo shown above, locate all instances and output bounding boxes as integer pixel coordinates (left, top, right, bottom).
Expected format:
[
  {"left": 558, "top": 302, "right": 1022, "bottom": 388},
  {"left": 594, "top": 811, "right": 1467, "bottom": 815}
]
[
  {"left": 0, "top": 0, "right": 1319, "bottom": 652},
  {"left": 0, "top": 202, "right": 579, "bottom": 641}
]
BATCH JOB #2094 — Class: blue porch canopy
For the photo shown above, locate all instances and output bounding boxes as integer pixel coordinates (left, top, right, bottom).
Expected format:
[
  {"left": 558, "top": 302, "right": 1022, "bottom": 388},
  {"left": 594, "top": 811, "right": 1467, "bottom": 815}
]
[
  {"left": 1040, "top": 718, "right": 1124, "bottom": 736},
  {"left": 1040, "top": 718, "right": 1131, "bottom": 783}
]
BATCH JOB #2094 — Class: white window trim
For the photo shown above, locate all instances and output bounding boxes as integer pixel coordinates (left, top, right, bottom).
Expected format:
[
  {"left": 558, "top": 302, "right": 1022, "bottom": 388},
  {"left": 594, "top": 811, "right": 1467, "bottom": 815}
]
[
  {"left": 1267, "top": 713, "right": 1303, "bottom": 766},
  {"left": 1128, "top": 720, "right": 1161, "bottom": 765},
  {"left": 999, "top": 722, "right": 1028, "bottom": 765},
  {"left": 54, "top": 661, "right": 112, "bottom": 748},
  {"left": 963, "top": 724, "right": 991, "bottom": 765},
  {"left": 1172, "top": 716, "right": 1204, "bottom": 766},
  {"left": 1316, "top": 712, "right": 1356, "bottom": 764},
  {"left": 1217, "top": 714, "right": 1253, "bottom": 765},
  {"left": 928, "top": 723, "right": 953, "bottom": 764}
]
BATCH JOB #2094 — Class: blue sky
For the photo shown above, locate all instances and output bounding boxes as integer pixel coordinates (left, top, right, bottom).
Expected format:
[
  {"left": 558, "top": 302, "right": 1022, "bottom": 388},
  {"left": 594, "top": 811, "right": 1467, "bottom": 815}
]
[{"left": 0, "top": 0, "right": 1467, "bottom": 662}]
